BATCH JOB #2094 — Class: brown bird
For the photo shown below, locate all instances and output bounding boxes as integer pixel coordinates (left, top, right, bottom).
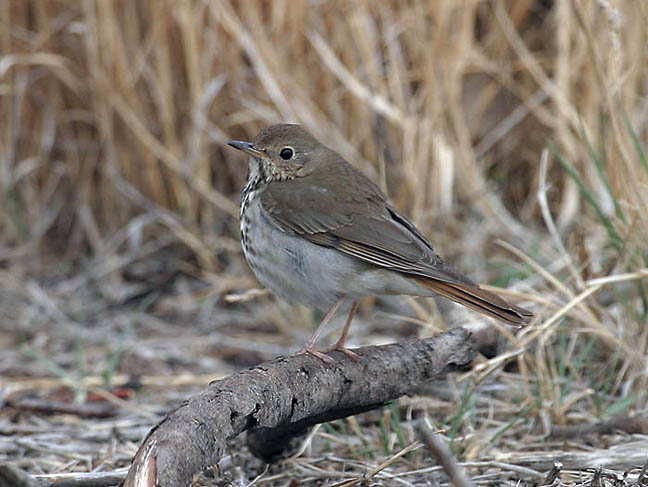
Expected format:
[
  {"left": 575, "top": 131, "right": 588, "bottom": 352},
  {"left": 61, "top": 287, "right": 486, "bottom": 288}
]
[{"left": 228, "top": 124, "right": 532, "bottom": 361}]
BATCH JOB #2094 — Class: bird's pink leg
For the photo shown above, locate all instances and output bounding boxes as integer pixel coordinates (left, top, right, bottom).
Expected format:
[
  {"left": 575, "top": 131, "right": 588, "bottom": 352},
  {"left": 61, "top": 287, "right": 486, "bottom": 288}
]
[
  {"left": 297, "top": 296, "right": 346, "bottom": 362},
  {"left": 327, "top": 300, "right": 360, "bottom": 361}
]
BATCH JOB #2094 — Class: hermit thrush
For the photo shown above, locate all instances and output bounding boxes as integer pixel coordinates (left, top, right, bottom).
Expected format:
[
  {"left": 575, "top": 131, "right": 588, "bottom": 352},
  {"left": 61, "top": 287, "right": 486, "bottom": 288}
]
[{"left": 228, "top": 124, "right": 532, "bottom": 361}]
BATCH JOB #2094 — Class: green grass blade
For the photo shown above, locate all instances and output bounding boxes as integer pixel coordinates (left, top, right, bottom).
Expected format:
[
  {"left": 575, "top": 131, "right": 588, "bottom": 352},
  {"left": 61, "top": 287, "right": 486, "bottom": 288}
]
[
  {"left": 447, "top": 382, "right": 474, "bottom": 443},
  {"left": 551, "top": 144, "right": 623, "bottom": 250},
  {"left": 389, "top": 401, "right": 407, "bottom": 450},
  {"left": 624, "top": 114, "right": 648, "bottom": 175},
  {"left": 578, "top": 120, "right": 626, "bottom": 223}
]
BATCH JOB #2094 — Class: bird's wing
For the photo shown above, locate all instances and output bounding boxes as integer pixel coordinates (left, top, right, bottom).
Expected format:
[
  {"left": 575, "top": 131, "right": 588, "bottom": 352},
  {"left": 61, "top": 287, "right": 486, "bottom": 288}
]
[{"left": 259, "top": 176, "right": 476, "bottom": 287}]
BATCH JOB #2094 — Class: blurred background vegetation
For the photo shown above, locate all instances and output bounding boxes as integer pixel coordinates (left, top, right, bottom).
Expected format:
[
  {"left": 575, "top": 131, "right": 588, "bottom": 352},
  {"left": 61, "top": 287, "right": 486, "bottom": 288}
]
[{"left": 1, "top": 0, "right": 647, "bottom": 481}]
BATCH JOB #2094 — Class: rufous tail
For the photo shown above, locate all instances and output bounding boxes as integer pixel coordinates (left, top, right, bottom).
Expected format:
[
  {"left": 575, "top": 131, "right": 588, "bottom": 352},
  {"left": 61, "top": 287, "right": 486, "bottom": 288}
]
[{"left": 415, "top": 278, "right": 532, "bottom": 326}]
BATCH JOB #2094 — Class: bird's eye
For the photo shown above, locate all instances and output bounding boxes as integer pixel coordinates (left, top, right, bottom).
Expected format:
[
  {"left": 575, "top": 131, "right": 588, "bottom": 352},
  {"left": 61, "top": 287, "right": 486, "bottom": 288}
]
[{"left": 279, "top": 147, "right": 294, "bottom": 160}]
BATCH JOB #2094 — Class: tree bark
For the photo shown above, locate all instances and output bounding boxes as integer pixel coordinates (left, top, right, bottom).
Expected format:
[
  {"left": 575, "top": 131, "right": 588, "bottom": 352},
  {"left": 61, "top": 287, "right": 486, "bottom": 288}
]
[{"left": 123, "top": 327, "right": 475, "bottom": 487}]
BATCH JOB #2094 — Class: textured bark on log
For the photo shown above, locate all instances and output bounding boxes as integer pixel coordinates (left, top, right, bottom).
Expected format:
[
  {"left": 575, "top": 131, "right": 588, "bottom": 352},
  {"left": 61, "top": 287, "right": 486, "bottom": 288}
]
[{"left": 123, "top": 327, "right": 475, "bottom": 487}]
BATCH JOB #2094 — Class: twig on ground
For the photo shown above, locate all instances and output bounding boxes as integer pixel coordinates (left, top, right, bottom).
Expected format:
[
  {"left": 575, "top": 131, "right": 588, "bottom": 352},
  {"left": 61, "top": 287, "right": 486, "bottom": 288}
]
[
  {"left": 416, "top": 416, "right": 475, "bottom": 487},
  {"left": 33, "top": 468, "right": 129, "bottom": 487},
  {"left": 548, "top": 414, "right": 647, "bottom": 439},
  {"left": 541, "top": 461, "right": 563, "bottom": 486},
  {"left": 0, "top": 464, "right": 46, "bottom": 487},
  {"left": 5, "top": 397, "right": 117, "bottom": 419}
]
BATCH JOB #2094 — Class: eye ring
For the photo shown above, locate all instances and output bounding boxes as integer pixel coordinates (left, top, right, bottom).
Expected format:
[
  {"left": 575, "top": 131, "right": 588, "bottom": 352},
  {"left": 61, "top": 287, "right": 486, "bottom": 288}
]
[{"left": 279, "top": 147, "right": 294, "bottom": 160}]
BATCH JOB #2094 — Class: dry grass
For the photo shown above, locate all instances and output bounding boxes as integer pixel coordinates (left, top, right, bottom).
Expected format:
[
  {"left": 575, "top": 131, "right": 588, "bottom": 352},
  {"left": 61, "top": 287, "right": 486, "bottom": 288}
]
[{"left": 1, "top": 0, "right": 647, "bottom": 485}]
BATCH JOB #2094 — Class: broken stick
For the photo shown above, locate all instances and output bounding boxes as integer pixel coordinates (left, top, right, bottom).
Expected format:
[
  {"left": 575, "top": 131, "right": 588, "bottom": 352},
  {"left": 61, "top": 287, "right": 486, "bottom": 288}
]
[{"left": 124, "top": 327, "right": 475, "bottom": 487}]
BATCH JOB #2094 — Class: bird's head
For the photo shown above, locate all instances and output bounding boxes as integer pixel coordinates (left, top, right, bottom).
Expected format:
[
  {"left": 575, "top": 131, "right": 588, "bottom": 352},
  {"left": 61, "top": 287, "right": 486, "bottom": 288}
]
[{"left": 228, "top": 124, "right": 330, "bottom": 183}]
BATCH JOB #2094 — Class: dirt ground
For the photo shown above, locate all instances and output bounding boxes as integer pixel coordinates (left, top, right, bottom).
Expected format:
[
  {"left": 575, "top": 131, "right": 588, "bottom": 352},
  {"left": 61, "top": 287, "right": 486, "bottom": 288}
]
[{"left": 1, "top": 1, "right": 647, "bottom": 486}]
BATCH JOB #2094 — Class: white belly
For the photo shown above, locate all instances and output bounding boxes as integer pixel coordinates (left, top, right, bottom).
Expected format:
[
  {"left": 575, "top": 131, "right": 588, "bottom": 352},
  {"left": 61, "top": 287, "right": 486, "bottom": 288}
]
[{"left": 240, "top": 196, "right": 351, "bottom": 310}]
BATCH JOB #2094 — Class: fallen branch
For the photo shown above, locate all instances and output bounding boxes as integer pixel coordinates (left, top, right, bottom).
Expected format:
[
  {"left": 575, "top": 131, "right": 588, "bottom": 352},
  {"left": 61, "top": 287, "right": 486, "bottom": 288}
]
[{"left": 123, "top": 328, "right": 475, "bottom": 487}]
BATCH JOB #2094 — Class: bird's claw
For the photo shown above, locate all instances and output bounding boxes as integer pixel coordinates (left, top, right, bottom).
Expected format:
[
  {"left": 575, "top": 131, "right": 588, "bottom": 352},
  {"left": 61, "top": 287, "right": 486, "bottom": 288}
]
[{"left": 295, "top": 347, "right": 335, "bottom": 364}]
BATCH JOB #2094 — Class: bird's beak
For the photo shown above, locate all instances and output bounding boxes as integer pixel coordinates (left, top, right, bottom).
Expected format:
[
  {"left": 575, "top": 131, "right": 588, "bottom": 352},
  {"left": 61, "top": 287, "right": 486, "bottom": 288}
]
[{"left": 227, "top": 140, "right": 267, "bottom": 158}]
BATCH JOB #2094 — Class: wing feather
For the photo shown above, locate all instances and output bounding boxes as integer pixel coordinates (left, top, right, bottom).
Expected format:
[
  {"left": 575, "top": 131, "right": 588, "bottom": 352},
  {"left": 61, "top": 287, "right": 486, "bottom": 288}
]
[{"left": 260, "top": 176, "right": 475, "bottom": 287}]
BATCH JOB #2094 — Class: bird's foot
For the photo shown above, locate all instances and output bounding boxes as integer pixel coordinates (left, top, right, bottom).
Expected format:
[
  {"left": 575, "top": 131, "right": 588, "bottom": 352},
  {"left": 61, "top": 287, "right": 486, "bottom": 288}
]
[
  {"left": 295, "top": 346, "right": 335, "bottom": 364},
  {"left": 324, "top": 342, "right": 361, "bottom": 362}
]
